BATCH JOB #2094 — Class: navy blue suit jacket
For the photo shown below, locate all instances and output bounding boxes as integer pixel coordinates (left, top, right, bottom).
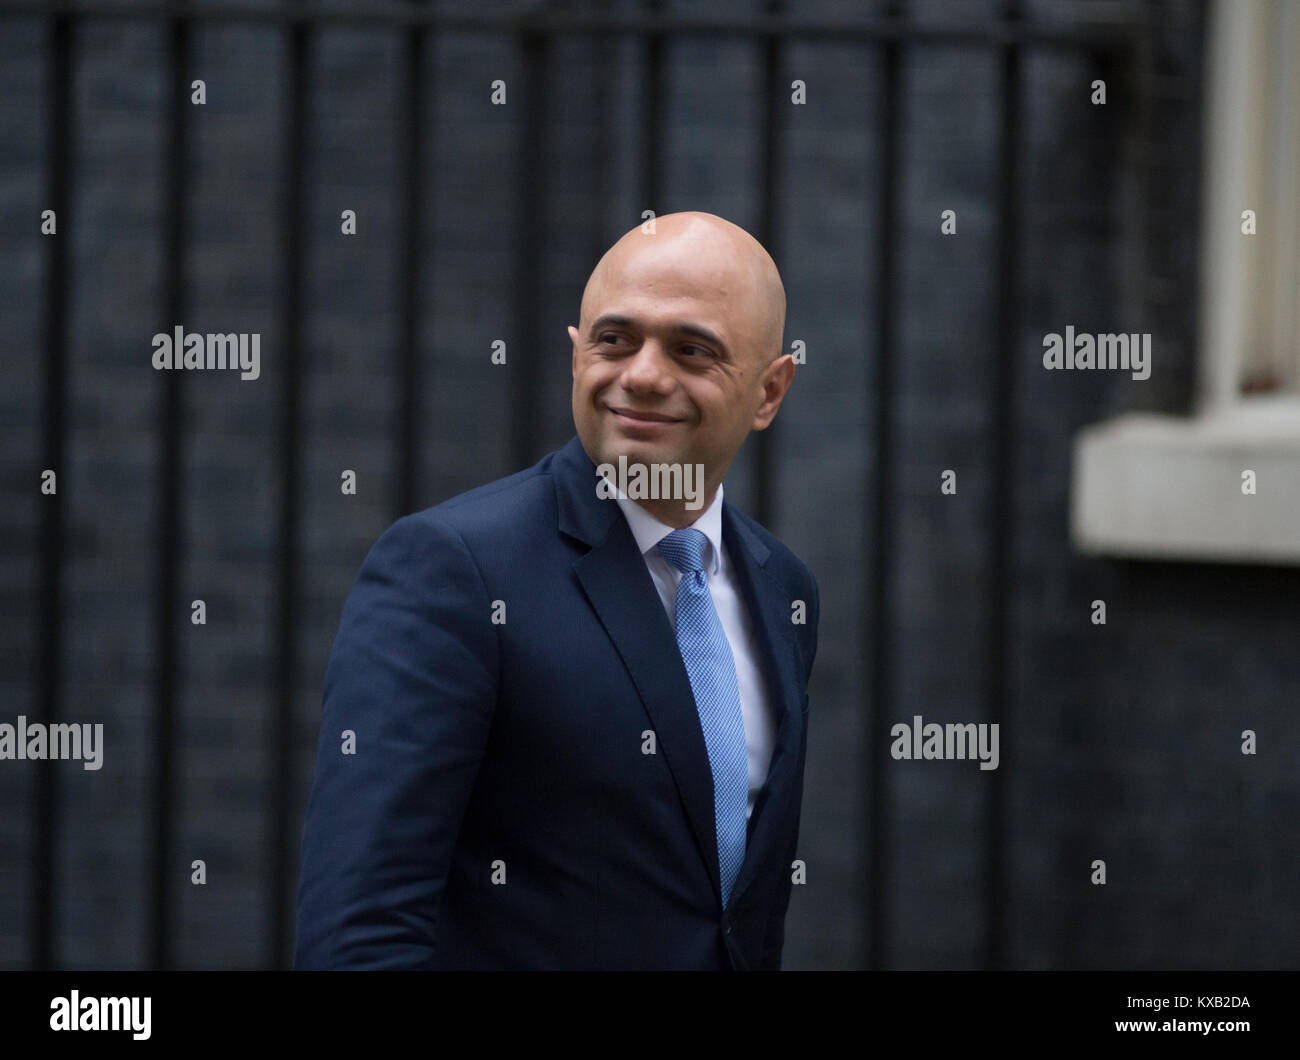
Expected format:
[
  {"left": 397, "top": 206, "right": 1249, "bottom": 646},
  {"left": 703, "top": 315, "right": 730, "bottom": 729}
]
[{"left": 294, "top": 435, "right": 819, "bottom": 969}]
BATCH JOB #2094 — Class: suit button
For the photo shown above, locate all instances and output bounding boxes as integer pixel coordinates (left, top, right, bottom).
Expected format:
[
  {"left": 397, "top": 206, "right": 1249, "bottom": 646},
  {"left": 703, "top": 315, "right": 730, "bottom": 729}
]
[{"left": 723, "top": 918, "right": 733, "bottom": 935}]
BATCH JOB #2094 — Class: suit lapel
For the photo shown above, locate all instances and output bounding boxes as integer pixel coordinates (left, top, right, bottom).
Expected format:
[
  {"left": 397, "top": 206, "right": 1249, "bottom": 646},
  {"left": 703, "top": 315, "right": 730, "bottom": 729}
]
[
  {"left": 554, "top": 438, "right": 725, "bottom": 907},
  {"left": 551, "top": 436, "right": 804, "bottom": 912},
  {"left": 721, "top": 506, "right": 805, "bottom": 907}
]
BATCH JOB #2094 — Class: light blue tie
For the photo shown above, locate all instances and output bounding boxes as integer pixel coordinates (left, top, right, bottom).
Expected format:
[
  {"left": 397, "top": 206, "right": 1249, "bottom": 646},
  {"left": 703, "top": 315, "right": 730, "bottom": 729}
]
[{"left": 656, "top": 528, "right": 748, "bottom": 909}]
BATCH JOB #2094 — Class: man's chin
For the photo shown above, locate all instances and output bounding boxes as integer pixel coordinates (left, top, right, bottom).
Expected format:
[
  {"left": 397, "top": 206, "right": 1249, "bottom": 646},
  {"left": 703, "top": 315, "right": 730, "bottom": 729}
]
[{"left": 596, "top": 440, "right": 684, "bottom": 470}]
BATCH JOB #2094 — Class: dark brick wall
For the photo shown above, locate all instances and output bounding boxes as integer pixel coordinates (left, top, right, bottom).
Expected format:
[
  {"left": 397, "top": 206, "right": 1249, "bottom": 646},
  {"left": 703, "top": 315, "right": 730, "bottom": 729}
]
[{"left": 3, "top": 0, "right": 1294, "bottom": 970}]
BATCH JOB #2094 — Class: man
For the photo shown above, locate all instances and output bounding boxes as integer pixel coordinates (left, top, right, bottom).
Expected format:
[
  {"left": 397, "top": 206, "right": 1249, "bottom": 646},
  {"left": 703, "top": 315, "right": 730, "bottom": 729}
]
[{"left": 295, "top": 211, "right": 819, "bottom": 970}]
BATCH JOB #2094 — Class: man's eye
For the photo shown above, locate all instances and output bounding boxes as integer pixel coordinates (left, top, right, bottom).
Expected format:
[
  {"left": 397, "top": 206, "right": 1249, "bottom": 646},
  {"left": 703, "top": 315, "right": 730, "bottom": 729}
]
[
  {"left": 597, "top": 333, "right": 623, "bottom": 346},
  {"left": 681, "top": 345, "right": 712, "bottom": 358}
]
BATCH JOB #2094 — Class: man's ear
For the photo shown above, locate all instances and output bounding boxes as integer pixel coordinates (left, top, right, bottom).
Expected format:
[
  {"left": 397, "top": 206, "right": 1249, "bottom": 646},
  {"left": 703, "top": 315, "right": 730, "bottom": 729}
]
[
  {"left": 568, "top": 325, "right": 580, "bottom": 377},
  {"left": 751, "top": 354, "right": 796, "bottom": 431}
]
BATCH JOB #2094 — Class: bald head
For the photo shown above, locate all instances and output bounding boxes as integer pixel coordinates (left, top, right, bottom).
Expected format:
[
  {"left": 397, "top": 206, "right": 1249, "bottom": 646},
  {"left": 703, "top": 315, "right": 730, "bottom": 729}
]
[{"left": 579, "top": 212, "right": 786, "bottom": 364}]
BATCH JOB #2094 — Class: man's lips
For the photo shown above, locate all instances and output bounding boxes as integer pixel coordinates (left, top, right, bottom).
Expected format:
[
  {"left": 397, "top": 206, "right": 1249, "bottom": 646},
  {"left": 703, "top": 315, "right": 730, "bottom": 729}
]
[{"left": 607, "top": 407, "right": 684, "bottom": 423}]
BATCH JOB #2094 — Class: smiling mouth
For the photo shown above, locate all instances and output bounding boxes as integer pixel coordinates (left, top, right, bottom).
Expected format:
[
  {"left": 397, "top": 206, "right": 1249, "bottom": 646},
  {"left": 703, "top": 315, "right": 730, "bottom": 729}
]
[{"left": 608, "top": 407, "right": 683, "bottom": 424}]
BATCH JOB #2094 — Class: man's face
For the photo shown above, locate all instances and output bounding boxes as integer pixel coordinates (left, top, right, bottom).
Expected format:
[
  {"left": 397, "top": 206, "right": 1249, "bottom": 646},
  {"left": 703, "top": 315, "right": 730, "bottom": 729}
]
[{"left": 569, "top": 230, "right": 785, "bottom": 490}]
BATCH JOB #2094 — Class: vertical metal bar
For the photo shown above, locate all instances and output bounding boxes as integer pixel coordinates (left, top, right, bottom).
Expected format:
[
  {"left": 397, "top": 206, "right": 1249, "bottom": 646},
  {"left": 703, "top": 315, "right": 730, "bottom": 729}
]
[
  {"left": 395, "top": 7, "right": 426, "bottom": 519},
  {"left": 510, "top": 29, "right": 547, "bottom": 470},
  {"left": 867, "top": 1, "right": 903, "bottom": 972},
  {"left": 590, "top": 18, "right": 615, "bottom": 288},
  {"left": 32, "top": 11, "right": 72, "bottom": 972},
  {"left": 643, "top": 0, "right": 663, "bottom": 211},
  {"left": 148, "top": 11, "right": 187, "bottom": 972},
  {"left": 986, "top": 0, "right": 1023, "bottom": 972},
  {"left": 754, "top": 0, "right": 784, "bottom": 530},
  {"left": 270, "top": 6, "right": 309, "bottom": 969}
]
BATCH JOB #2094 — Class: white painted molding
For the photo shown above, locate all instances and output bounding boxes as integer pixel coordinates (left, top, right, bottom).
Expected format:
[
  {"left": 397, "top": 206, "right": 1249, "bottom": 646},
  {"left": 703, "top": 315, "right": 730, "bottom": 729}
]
[
  {"left": 1071, "top": 1, "right": 1300, "bottom": 566},
  {"left": 1199, "top": 0, "right": 1300, "bottom": 409},
  {"left": 1070, "top": 401, "right": 1300, "bottom": 564}
]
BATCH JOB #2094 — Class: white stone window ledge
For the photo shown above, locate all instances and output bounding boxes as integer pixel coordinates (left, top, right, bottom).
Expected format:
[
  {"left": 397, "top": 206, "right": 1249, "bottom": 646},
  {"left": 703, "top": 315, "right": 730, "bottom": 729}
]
[{"left": 1070, "top": 398, "right": 1300, "bottom": 565}]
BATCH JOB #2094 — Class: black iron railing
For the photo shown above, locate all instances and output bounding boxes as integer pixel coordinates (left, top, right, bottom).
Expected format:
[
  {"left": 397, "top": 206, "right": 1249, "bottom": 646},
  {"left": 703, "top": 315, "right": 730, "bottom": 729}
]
[{"left": 9, "top": 0, "right": 1147, "bottom": 970}]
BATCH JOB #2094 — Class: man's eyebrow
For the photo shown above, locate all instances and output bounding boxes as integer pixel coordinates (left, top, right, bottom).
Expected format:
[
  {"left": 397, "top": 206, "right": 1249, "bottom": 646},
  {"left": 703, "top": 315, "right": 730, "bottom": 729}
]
[
  {"left": 589, "top": 314, "right": 727, "bottom": 350},
  {"left": 590, "top": 314, "right": 635, "bottom": 335}
]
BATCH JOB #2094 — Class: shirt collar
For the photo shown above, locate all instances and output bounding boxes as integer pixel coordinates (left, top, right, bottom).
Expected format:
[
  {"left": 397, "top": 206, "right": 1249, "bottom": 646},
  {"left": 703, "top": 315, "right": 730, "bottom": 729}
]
[{"left": 611, "top": 479, "right": 726, "bottom": 577}]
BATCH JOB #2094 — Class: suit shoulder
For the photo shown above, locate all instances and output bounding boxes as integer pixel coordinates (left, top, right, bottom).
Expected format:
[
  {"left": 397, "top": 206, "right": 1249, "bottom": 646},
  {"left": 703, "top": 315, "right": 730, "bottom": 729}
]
[
  {"left": 395, "top": 450, "right": 563, "bottom": 547},
  {"left": 726, "top": 503, "right": 820, "bottom": 681},
  {"left": 725, "top": 504, "right": 816, "bottom": 589}
]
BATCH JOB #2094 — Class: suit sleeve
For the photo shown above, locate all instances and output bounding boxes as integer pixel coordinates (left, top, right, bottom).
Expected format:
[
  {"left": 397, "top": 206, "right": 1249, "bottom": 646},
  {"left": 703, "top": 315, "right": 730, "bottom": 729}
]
[
  {"left": 294, "top": 513, "right": 498, "bottom": 969},
  {"left": 760, "top": 568, "right": 818, "bottom": 971}
]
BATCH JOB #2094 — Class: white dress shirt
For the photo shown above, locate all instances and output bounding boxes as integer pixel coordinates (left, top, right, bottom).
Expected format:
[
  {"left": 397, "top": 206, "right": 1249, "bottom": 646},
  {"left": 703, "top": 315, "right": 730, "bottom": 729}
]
[{"left": 611, "top": 482, "right": 777, "bottom": 821}]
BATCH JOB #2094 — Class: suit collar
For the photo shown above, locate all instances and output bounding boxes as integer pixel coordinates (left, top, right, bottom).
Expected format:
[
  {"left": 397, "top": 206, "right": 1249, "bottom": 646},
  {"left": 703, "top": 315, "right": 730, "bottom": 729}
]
[
  {"left": 614, "top": 481, "right": 725, "bottom": 577},
  {"left": 553, "top": 435, "right": 622, "bottom": 548},
  {"left": 553, "top": 435, "right": 770, "bottom": 569}
]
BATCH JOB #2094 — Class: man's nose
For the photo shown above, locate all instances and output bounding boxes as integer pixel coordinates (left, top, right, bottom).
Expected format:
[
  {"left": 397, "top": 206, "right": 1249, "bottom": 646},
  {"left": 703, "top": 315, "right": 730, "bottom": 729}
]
[{"left": 621, "top": 339, "right": 675, "bottom": 391}]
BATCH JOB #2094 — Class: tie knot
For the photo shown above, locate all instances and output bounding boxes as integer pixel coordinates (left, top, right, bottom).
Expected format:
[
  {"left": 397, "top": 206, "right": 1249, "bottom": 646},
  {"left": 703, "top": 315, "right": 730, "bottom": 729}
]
[{"left": 656, "top": 527, "right": 709, "bottom": 574}]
